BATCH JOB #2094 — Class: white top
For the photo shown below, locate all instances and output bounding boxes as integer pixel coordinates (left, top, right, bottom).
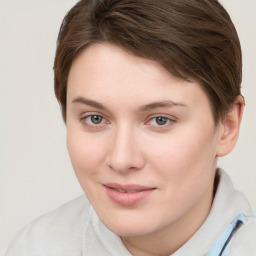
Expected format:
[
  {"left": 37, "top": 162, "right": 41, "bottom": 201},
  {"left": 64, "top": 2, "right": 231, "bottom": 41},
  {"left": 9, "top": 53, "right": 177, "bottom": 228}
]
[{"left": 6, "top": 170, "right": 256, "bottom": 255}]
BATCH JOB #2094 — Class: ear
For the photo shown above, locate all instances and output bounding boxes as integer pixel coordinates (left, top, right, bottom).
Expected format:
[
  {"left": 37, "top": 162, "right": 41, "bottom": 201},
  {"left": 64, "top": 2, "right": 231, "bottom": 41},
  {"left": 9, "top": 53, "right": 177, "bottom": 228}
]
[{"left": 216, "top": 96, "right": 244, "bottom": 157}]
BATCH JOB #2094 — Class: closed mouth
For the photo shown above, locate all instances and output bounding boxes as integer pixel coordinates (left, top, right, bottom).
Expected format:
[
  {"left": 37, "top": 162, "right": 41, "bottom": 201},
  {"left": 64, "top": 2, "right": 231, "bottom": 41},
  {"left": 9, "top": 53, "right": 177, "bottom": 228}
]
[{"left": 103, "top": 183, "right": 156, "bottom": 206}]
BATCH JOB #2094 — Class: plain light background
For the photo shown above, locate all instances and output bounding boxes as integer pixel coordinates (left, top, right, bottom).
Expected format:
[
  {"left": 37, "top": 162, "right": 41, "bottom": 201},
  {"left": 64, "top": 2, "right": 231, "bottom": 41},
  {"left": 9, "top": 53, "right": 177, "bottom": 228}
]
[{"left": 1, "top": 0, "right": 256, "bottom": 254}]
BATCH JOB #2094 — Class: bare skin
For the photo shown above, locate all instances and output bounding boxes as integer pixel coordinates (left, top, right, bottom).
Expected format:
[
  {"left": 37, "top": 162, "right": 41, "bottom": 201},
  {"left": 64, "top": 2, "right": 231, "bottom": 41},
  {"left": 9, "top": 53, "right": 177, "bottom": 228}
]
[{"left": 66, "top": 43, "right": 243, "bottom": 256}]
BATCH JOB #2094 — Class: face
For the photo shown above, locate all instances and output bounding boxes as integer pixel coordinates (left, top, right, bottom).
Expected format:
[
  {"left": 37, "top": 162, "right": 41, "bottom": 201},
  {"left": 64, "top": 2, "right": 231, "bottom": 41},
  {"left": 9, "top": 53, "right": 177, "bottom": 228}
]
[{"left": 66, "top": 43, "right": 223, "bottom": 241}]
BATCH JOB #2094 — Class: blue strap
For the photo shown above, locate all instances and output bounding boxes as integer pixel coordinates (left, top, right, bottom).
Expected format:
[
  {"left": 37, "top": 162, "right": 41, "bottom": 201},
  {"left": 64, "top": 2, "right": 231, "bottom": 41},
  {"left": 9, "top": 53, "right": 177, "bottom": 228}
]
[{"left": 205, "top": 213, "right": 247, "bottom": 256}]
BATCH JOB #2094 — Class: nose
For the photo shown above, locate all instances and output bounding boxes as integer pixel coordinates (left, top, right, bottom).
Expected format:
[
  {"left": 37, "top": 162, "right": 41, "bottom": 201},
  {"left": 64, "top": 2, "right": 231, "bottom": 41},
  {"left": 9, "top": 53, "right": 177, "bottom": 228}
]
[{"left": 107, "top": 125, "right": 145, "bottom": 173}]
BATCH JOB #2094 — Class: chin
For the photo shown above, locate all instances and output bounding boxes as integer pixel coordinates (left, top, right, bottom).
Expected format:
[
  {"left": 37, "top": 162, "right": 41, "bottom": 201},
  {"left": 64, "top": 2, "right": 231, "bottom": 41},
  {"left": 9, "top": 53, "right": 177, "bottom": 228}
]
[
  {"left": 101, "top": 212, "right": 159, "bottom": 237},
  {"left": 109, "top": 224, "right": 151, "bottom": 237}
]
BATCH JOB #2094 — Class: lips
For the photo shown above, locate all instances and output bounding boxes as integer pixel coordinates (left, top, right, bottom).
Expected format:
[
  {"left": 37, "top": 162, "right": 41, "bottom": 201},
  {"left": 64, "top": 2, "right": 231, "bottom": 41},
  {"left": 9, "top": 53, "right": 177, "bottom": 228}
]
[{"left": 104, "top": 183, "right": 156, "bottom": 206}]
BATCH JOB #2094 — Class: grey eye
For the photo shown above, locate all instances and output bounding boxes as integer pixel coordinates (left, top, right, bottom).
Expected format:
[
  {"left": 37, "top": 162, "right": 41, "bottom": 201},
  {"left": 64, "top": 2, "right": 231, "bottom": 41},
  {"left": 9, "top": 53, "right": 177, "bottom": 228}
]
[
  {"left": 155, "top": 116, "right": 168, "bottom": 125},
  {"left": 90, "top": 115, "right": 103, "bottom": 124}
]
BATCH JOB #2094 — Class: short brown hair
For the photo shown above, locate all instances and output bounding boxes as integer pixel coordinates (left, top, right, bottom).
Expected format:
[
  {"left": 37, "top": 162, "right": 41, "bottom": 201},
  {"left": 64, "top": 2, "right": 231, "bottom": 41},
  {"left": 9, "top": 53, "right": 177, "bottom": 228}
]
[{"left": 54, "top": 0, "right": 242, "bottom": 123}]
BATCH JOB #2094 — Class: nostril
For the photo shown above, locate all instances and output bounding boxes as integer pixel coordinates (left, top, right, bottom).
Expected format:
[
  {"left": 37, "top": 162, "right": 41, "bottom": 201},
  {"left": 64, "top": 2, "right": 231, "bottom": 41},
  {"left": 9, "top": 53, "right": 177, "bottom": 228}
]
[{"left": 107, "top": 151, "right": 145, "bottom": 173}]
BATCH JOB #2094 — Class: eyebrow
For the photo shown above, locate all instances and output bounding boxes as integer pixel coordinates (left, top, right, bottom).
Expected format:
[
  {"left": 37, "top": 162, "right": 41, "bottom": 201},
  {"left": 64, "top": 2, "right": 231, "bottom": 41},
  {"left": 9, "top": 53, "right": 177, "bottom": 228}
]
[
  {"left": 72, "top": 97, "right": 105, "bottom": 109},
  {"left": 139, "top": 101, "right": 188, "bottom": 111},
  {"left": 72, "top": 97, "right": 187, "bottom": 111}
]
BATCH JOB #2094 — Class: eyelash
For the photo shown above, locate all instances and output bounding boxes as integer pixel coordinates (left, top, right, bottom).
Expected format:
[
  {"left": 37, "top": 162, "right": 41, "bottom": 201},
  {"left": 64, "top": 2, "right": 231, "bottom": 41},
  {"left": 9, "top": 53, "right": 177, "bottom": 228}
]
[
  {"left": 145, "top": 116, "right": 175, "bottom": 128},
  {"left": 79, "top": 114, "right": 176, "bottom": 129},
  {"left": 79, "top": 114, "right": 109, "bottom": 129}
]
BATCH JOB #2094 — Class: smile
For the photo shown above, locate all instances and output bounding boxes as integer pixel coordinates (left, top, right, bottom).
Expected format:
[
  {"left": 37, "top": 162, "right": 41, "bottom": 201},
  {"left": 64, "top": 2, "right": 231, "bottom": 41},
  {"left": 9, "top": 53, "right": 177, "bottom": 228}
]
[
  {"left": 103, "top": 183, "right": 156, "bottom": 206},
  {"left": 113, "top": 189, "right": 142, "bottom": 193}
]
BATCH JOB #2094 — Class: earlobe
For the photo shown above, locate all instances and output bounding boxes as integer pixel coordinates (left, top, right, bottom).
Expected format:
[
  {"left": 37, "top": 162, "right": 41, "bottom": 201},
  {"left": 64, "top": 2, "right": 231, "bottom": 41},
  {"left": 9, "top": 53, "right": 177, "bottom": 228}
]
[{"left": 216, "top": 96, "right": 244, "bottom": 157}]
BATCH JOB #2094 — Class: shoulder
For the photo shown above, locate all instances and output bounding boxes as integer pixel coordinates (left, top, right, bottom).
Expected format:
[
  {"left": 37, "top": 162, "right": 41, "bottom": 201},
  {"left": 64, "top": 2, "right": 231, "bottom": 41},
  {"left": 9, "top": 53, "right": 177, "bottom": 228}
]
[
  {"left": 230, "top": 217, "right": 256, "bottom": 255},
  {"left": 6, "top": 195, "right": 90, "bottom": 256}
]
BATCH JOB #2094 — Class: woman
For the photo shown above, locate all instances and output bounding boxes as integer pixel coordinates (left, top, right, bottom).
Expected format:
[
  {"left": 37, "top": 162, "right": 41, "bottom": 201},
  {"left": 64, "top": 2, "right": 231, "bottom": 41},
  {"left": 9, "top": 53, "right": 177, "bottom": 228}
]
[{"left": 7, "top": 0, "right": 256, "bottom": 255}]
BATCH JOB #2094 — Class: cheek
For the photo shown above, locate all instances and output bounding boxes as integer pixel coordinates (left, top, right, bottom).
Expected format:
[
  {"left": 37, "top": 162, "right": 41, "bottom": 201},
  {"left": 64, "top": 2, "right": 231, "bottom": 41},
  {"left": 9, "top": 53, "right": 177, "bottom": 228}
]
[
  {"left": 147, "top": 129, "right": 217, "bottom": 213},
  {"left": 147, "top": 126, "right": 218, "bottom": 179},
  {"left": 66, "top": 130, "right": 106, "bottom": 177}
]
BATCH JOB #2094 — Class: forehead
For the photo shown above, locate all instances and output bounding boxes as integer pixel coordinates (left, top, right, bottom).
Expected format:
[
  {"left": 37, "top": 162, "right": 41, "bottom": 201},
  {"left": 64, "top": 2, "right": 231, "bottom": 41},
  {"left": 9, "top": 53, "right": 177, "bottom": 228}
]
[
  {"left": 67, "top": 43, "right": 212, "bottom": 114},
  {"left": 69, "top": 43, "right": 177, "bottom": 85}
]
